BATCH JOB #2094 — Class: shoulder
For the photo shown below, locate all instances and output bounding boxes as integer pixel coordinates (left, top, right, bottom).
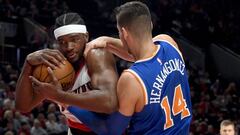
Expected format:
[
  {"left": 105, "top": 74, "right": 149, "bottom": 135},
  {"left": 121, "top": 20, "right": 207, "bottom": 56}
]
[
  {"left": 153, "top": 34, "right": 179, "bottom": 50},
  {"left": 87, "top": 48, "right": 107, "bottom": 58},
  {"left": 153, "top": 34, "right": 185, "bottom": 61},
  {"left": 119, "top": 70, "right": 136, "bottom": 82},
  {"left": 118, "top": 70, "right": 142, "bottom": 92},
  {"left": 86, "top": 48, "right": 115, "bottom": 70},
  {"left": 117, "top": 70, "right": 145, "bottom": 110},
  {"left": 117, "top": 70, "right": 142, "bottom": 100},
  {"left": 84, "top": 48, "right": 118, "bottom": 85},
  {"left": 87, "top": 48, "right": 114, "bottom": 61}
]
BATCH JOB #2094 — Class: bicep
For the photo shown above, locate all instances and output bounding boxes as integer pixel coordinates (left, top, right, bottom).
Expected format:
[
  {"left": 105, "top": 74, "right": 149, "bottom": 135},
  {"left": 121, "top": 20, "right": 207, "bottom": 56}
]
[
  {"left": 91, "top": 69, "right": 118, "bottom": 92},
  {"left": 86, "top": 48, "right": 118, "bottom": 90}
]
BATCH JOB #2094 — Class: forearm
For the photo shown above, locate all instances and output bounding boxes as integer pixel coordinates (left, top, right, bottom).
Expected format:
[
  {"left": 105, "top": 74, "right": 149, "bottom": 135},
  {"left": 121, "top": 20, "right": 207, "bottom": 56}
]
[
  {"left": 101, "top": 36, "right": 123, "bottom": 50},
  {"left": 15, "top": 61, "right": 43, "bottom": 112},
  {"left": 103, "top": 36, "right": 135, "bottom": 62},
  {"left": 57, "top": 89, "right": 117, "bottom": 114}
]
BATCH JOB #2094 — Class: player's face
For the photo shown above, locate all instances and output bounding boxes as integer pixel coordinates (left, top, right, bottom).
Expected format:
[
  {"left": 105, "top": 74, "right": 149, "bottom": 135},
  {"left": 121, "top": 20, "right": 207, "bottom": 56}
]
[
  {"left": 57, "top": 33, "right": 88, "bottom": 63},
  {"left": 220, "top": 125, "right": 235, "bottom": 135}
]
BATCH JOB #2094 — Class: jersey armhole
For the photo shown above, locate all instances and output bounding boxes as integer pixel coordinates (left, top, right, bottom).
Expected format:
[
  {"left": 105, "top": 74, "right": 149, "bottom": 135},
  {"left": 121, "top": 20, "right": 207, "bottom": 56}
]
[{"left": 154, "top": 39, "right": 185, "bottom": 62}]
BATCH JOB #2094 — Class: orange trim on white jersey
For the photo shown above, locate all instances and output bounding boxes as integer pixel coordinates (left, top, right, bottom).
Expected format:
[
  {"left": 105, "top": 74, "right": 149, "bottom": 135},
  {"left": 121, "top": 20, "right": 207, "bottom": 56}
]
[
  {"left": 124, "top": 69, "right": 148, "bottom": 105},
  {"left": 135, "top": 45, "right": 160, "bottom": 63},
  {"left": 153, "top": 39, "right": 184, "bottom": 61}
]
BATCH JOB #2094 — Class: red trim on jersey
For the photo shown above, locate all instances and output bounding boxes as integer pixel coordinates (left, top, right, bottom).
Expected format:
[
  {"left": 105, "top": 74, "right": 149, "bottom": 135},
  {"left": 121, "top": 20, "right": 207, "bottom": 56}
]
[
  {"left": 67, "top": 119, "right": 92, "bottom": 132},
  {"left": 87, "top": 69, "right": 92, "bottom": 77},
  {"left": 68, "top": 58, "right": 92, "bottom": 132}
]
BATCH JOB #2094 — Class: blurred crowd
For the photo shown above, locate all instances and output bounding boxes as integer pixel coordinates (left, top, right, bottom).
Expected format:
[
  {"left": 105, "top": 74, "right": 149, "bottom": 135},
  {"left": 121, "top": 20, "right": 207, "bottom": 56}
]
[
  {"left": 148, "top": 0, "right": 240, "bottom": 53},
  {"left": 1, "top": 0, "right": 240, "bottom": 53},
  {"left": 0, "top": 0, "right": 240, "bottom": 135},
  {"left": 0, "top": 64, "right": 68, "bottom": 135},
  {"left": 186, "top": 63, "right": 240, "bottom": 135},
  {"left": 0, "top": 0, "right": 69, "bottom": 26},
  {"left": 0, "top": 61, "right": 239, "bottom": 135}
]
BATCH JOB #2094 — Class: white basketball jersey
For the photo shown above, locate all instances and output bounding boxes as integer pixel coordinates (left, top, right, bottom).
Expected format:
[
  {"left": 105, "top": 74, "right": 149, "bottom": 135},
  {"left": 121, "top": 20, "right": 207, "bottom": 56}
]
[{"left": 58, "top": 64, "right": 93, "bottom": 130}]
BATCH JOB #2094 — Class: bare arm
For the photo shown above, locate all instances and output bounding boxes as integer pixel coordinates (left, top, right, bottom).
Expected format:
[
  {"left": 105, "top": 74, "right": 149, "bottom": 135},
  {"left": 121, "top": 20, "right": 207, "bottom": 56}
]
[
  {"left": 84, "top": 36, "right": 135, "bottom": 62},
  {"left": 85, "top": 48, "right": 119, "bottom": 112},
  {"left": 63, "top": 49, "right": 118, "bottom": 113},
  {"left": 15, "top": 61, "right": 44, "bottom": 112},
  {"left": 62, "top": 71, "right": 143, "bottom": 134},
  {"left": 105, "top": 37, "right": 134, "bottom": 62},
  {"left": 15, "top": 49, "right": 65, "bottom": 112},
  {"left": 117, "top": 71, "right": 143, "bottom": 116},
  {"left": 99, "top": 71, "right": 143, "bottom": 134},
  {"left": 85, "top": 35, "right": 178, "bottom": 62},
  {"left": 60, "top": 48, "right": 119, "bottom": 113},
  {"left": 31, "top": 49, "right": 119, "bottom": 114}
]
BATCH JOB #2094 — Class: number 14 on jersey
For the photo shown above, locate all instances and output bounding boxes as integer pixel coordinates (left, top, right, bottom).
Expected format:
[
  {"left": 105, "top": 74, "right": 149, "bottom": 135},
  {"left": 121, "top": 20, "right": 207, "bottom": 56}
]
[{"left": 161, "top": 84, "right": 191, "bottom": 130}]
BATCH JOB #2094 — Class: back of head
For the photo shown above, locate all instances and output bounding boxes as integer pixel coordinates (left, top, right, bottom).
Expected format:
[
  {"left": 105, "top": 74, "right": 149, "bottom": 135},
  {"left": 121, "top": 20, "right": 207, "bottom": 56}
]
[
  {"left": 54, "top": 12, "right": 85, "bottom": 29},
  {"left": 115, "top": 1, "right": 152, "bottom": 38}
]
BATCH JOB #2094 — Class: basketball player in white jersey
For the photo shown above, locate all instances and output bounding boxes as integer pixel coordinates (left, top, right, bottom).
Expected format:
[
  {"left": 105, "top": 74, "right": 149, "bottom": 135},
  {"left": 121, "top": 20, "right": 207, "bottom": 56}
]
[{"left": 15, "top": 13, "right": 119, "bottom": 135}]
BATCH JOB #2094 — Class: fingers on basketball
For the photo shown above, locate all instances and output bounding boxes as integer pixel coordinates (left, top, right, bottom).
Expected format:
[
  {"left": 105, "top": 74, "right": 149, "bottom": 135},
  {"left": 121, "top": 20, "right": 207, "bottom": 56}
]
[{"left": 32, "top": 60, "right": 75, "bottom": 91}]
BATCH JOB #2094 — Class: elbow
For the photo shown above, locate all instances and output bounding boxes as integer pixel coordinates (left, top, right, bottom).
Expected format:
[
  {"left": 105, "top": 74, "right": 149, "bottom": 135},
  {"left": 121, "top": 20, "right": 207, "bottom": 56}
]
[
  {"left": 105, "top": 104, "right": 118, "bottom": 114},
  {"left": 103, "top": 97, "right": 118, "bottom": 114},
  {"left": 16, "top": 107, "right": 31, "bottom": 113},
  {"left": 104, "top": 104, "right": 117, "bottom": 114}
]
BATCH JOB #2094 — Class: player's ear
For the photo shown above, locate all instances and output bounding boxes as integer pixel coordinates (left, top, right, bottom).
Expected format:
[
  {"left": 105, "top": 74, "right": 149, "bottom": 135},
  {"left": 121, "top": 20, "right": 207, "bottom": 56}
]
[
  {"left": 121, "top": 27, "right": 128, "bottom": 40},
  {"left": 151, "top": 21, "right": 153, "bottom": 30}
]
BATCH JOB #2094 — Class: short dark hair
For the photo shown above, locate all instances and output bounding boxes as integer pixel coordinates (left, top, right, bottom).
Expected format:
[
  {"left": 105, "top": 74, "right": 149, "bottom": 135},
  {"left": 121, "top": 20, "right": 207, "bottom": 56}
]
[
  {"left": 115, "top": 1, "right": 152, "bottom": 37},
  {"left": 54, "top": 12, "right": 85, "bottom": 29},
  {"left": 220, "top": 120, "right": 235, "bottom": 128}
]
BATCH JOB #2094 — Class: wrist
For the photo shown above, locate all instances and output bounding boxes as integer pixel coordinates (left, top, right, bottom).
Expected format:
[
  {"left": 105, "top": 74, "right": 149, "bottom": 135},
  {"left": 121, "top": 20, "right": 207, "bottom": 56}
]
[{"left": 55, "top": 90, "right": 66, "bottom": 103}]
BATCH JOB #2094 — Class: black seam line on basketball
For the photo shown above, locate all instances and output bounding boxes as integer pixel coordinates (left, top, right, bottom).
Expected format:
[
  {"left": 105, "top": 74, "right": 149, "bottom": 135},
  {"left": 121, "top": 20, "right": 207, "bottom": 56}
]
[
  {"left": 43, "top": 69, "right": 74, "bottom": 83},
  {"left": 43, "top": 70, "right": 49, "bottom": 82},
  {"left": 39, "top": 64, "right": 43, "bottom": 80},
  {"left": 58, "top": 69, "right": 75, "bottom": 81}
]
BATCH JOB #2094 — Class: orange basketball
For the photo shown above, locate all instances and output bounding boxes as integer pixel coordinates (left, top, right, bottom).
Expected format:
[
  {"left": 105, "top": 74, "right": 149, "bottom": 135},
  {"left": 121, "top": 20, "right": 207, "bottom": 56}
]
[{"left": 32, "top": 60, "right": 75, "bottom": 91}]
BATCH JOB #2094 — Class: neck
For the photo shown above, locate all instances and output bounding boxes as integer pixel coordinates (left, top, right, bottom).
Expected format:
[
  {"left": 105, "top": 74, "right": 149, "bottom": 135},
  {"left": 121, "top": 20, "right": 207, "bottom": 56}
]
[
  {"left": 132, "top": 37, "right": 157, "bottom": 61},
  {"left": 72, "top": 57, "right": 84, "bottom": 71}
]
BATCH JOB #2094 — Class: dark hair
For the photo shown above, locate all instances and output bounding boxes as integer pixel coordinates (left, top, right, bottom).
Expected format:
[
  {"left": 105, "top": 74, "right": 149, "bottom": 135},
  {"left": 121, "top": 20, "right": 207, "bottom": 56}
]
[
  {"left": 115, "top": 1, "right": 152, "bottom": 36},
  {"left": 54, "top": 12, "right": 85, "bottom": 29}
]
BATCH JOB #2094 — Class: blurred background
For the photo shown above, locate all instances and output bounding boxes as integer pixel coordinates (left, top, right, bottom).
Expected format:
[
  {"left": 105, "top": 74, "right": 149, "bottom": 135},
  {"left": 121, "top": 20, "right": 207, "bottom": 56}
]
[{"left": 0, "top": 0, "right": 240, "bottom": 134}]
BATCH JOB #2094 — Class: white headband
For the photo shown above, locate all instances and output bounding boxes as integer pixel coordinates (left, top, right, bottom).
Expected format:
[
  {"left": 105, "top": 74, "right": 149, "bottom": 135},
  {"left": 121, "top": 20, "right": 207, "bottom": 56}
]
[{"left": 54, "top": 24, "right": 87, "bottom": 39}]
